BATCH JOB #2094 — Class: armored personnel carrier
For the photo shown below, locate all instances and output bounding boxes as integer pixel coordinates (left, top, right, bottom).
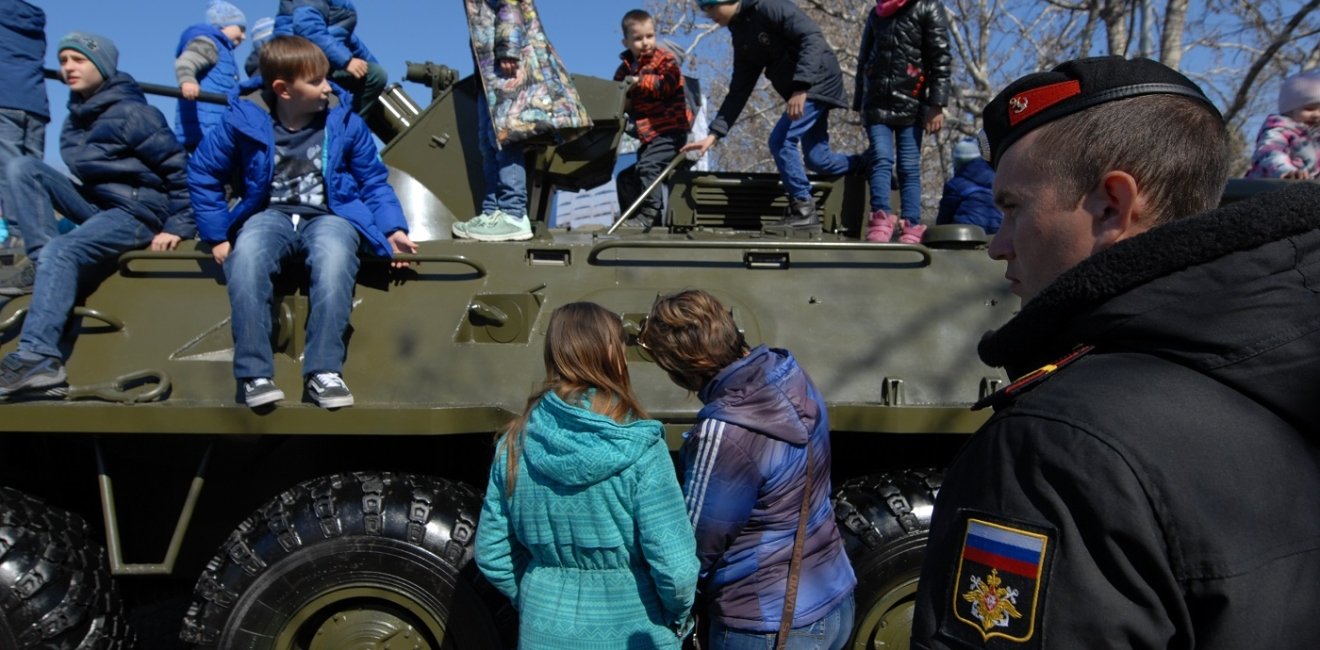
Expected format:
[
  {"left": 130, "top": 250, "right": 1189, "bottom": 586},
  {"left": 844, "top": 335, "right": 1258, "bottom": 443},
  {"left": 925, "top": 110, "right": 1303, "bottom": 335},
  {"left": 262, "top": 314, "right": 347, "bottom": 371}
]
[{"left": 0, "top": 65, "right": 1018, "bottom": 649}]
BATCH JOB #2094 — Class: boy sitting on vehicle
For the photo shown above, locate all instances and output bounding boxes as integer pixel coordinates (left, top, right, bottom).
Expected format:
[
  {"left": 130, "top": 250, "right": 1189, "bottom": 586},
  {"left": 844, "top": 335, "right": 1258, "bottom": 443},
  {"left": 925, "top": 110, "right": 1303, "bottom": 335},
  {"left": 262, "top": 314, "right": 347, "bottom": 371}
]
[
  {"left": 0, "top": 32, "right": 194, "bottom": 398},
  {"left": 187, "top": 35, "right": 416, "bottom": 409}
]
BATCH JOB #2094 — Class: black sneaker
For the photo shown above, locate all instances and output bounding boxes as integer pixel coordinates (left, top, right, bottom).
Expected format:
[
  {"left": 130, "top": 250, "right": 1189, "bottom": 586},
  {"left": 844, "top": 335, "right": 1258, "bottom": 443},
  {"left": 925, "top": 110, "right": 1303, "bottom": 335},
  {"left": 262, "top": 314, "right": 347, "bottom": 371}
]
[
  {"left": 764, "top": 199, "right": 821, "bottom": 236},
  {"left": 0, "top": 258, "right": 35, "bottom": 296},
  {"left": 243, "top": 378, "right": 284, "bottom": 408},
  {"left": 0, "top": 352, "right": 66, "bottom": 397},
  {"left": 307, "top": 372, "right": 354, "bottom": 409}
]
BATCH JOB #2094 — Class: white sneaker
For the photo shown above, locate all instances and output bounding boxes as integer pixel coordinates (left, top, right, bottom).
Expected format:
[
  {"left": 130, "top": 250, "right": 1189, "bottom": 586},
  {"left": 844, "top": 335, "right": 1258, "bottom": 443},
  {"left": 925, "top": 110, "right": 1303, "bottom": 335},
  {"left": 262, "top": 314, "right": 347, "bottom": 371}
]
[
  {"left": 466, "top": 211, "right": 533, "bottom": 242},
  {"left": 452, "top": 211, "right": 499, "bottom": 239}
]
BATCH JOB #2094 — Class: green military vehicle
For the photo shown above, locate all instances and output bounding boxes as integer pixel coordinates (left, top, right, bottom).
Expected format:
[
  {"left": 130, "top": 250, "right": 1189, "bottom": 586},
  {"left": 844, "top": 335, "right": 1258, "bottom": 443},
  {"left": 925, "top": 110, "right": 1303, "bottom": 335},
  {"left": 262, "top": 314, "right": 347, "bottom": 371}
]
[{"left": 0, "top": 64, "right": 1018, "bottom": 649}]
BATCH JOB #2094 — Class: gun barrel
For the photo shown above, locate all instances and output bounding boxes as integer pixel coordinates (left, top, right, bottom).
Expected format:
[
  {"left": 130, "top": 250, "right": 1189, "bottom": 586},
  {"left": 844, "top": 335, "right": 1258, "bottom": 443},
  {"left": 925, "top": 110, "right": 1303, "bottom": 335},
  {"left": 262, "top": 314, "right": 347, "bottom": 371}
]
[{"left": 43, "top": 68, "right": 228, "bottom": 105}]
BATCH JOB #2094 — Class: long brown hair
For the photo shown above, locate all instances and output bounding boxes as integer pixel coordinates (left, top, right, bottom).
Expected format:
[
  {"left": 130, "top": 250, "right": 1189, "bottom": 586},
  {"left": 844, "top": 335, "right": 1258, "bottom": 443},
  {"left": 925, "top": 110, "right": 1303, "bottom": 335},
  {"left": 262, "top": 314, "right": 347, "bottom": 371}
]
[
  {"left": 501, "top": 302, "right": 648, "bottom": 492},
  {"left": 638, "top": 289, "right": 748, "bottom": 392}
]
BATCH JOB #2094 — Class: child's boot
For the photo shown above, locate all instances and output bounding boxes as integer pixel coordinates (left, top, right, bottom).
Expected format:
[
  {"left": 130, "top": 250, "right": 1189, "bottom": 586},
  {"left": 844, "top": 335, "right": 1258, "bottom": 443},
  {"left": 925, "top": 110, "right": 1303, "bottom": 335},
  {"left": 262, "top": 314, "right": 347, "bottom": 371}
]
[
  {"left": 898, "top": 221, "right": 927, "bottom": 244},
  {"left": 764, "top": 198, "right": 821, "bottom": 236},
  {"left": 866, "top": 210, "right": 897, "bottom": 242}
]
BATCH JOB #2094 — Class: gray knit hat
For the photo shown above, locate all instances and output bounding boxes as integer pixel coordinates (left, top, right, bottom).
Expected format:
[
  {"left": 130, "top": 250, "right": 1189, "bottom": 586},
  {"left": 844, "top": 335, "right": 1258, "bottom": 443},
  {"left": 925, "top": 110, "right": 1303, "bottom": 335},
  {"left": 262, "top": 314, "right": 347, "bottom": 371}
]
[
  {"left": 57, "top": 31, "right": 118, "bottom": 81},
  {"left": 207, "top": 0, "right": 247, "bottom": 29},
  {"left": 1278, "top": 71, "right": 1320, "bottom": 115}
]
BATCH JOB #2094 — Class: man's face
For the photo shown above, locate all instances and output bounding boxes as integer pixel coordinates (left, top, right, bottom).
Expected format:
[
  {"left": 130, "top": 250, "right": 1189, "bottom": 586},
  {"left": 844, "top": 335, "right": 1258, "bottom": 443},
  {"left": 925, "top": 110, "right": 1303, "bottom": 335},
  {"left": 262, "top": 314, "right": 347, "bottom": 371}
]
[
  {"left": 278, "top": 73, "right": 332, "bottom": 117},
  {"left": 623, "top": 19, "right": 656, "bottom": 58},
  {"left": 988, "top": 130, "right": 1103, "bottom": 305},
  {"left": 59, "top": 49, "right": 104, "bottom": 97},
  {"left": 700, "top": 2, "right": 739, "bottom": 27}
]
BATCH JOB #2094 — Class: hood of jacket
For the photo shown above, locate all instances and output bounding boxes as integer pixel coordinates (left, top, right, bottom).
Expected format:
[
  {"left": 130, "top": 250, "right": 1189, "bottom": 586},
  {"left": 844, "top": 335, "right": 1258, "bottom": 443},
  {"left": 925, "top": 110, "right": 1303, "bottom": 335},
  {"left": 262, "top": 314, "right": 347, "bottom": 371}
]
[
  {"left": 521, "top": 390, "right": 666, "bottom": 487},
  {"left": 958, "top": 157, "right": 995, "bottom": 187},
  {"left": 66, "top": 72, "right": 146, "bottom": 123},
  {"left": 698, "top": 345, "right": 817, "bottom": 445},
  {"left": 980, "top": 181, "right": 1320, "bottom": 432}
]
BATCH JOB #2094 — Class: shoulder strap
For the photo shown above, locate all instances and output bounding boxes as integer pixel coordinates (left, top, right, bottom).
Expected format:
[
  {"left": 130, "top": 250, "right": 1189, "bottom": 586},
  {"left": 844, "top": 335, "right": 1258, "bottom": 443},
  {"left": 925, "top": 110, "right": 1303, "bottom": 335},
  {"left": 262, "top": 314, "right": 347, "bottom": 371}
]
[{"left": 775, "top": 440, "right": 813, "bottom": 650}]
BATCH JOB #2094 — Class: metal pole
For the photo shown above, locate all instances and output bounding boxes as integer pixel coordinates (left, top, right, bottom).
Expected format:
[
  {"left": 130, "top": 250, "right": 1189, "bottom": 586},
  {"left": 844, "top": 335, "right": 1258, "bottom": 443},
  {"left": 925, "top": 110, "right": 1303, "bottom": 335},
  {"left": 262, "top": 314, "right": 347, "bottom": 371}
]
[{"left": 607, "top": 153, "right": 690, "bottom": 235}]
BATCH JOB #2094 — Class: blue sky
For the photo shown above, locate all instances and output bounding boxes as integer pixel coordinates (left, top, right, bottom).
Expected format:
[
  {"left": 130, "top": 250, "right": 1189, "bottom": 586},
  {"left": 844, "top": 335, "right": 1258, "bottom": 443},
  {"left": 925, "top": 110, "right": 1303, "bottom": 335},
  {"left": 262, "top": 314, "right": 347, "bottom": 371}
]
[{"left": 37, "top": 0, "right": 638, "bottom": 167}]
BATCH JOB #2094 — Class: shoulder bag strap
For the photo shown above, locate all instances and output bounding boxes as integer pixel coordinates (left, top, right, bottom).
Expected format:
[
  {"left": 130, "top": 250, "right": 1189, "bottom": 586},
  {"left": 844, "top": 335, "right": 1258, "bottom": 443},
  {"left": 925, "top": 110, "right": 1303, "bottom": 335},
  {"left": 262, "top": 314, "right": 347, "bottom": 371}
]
[{"left": 775, "top": 440, "right": 814, "bottom": 650}]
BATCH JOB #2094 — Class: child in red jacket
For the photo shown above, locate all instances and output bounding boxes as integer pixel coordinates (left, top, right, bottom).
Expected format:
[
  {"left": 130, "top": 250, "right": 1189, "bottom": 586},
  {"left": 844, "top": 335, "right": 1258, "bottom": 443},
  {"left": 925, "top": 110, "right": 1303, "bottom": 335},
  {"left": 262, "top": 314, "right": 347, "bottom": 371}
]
[{"left": 613, "top": 9, "right": 691, "bottom": 231}]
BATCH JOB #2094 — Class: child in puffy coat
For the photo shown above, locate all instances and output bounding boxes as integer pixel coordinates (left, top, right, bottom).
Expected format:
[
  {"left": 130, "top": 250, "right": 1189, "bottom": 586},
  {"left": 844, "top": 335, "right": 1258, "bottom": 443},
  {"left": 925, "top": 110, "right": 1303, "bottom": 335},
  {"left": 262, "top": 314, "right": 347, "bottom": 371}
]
[
  {"left": 174, "top": 0, "right": 247, "bottom": 151},
  {"left": 1246, "top": 71, "right": 1320, "bottom": 179},
  {"left": 935, "top": 138, "right": 1001, "bottom": 234}
]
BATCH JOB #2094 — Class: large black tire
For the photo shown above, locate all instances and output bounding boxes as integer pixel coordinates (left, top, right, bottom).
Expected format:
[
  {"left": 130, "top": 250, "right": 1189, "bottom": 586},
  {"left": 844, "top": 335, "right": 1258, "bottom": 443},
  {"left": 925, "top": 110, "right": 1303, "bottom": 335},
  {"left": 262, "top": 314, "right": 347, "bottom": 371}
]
[
  {"left": 0, "top": 486, "right": 135, "bottom": 649},
  {"left": 832, "top": 469, "right": 942, "bottom": 650},
  {"left": 180, "top": 472, "right": 514, "bottom": 649}
]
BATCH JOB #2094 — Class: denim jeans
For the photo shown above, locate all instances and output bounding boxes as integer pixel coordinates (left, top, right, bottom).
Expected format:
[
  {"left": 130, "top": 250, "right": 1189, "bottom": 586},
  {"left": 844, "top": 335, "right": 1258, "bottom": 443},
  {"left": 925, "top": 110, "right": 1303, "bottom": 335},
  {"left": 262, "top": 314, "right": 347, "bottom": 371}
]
[
  {"left": 708, "top": 595, "right": 854, "bottom": 650},
  {"left": 476, "top": 93, "right": 527, "bottom": 217},
  {"left": 2, "top": 157, "right": 103, "bottom": 264},
  {"left": 224, "top": 210, "right": 361, "bottom": 380},
  {"left": 866, "top": 122, "right": 923, "bottom": 224},
  {"left": 0, "top": 110, "right": 51, "bottom": 240},
  {"left": 769, "top": 100, "right": 859, "bottom": 202},
  {"left": 331, "top": 62, "right": 388, "bottom": 117}
]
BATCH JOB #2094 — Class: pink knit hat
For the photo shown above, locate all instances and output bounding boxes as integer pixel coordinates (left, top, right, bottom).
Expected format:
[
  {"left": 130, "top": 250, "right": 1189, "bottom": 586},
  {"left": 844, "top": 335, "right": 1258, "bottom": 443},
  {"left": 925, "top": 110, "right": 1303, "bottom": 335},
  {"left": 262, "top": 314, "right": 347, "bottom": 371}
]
[{"left": 1278, "top": 71, "right": 1320, "bottom": 115}]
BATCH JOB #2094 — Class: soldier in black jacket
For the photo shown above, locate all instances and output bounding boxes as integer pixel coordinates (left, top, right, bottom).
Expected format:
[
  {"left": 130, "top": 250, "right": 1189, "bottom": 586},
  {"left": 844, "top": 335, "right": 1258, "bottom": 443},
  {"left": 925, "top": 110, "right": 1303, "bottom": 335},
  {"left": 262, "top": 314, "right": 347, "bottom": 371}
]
[
  {"left": 682, "top": 0, "right": 862, "bottom": 236},
  {"left": 913, "top": 56, "right": 1320, "bottom": 648}
]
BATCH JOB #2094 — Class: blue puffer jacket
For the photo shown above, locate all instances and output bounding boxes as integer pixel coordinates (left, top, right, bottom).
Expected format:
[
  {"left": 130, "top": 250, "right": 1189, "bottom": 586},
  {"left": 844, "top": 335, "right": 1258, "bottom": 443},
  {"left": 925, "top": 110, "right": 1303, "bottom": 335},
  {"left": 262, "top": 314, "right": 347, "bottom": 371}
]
[
  {"left": 62, "top": 72, "right": 194, "bottom": 237},
  {"left": 186, "top": 77, "right": 407, "bottom": 256},
  {"left": 174, "top": 24, "right": 240, "bottom": 149},
  {"left": 935, "top": 158, "right": 1002, "bottom": 234},
  {"left": 274, "top": 0, "right": 377, "bottom": 69},
  {"left": 476, "top": 391, "right": 699, "bottom": 649},
  {"left": 0, "top": 0, "right": 48, "bottom": 119},
  {"left": 683, "top": 345, "right": 855, "bottom": 632}
]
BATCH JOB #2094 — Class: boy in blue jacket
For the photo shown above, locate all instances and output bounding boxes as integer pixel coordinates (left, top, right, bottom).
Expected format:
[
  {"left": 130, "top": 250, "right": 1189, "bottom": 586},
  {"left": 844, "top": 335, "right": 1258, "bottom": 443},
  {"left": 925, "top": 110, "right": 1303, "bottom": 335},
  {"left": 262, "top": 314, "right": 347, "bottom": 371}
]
[
  {"left": 174, "top": 0, "right": 247, "bottom": 151},
  {"left": 273, "top": 0, "right": 386, "bottom": 117},
  {"left": 0, "top": 32, "right": 195, "bottom": 397},
  {"left": 188, "top": 35, "right": 417, "bottom": 409}
]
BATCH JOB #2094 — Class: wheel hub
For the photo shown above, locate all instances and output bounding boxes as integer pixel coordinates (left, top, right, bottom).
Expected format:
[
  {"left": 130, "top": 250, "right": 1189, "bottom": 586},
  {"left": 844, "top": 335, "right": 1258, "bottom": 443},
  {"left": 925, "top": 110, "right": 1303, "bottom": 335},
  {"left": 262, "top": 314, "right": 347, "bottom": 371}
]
[{"left": 308, "top": 608, "right": 435, "bottom": 650}]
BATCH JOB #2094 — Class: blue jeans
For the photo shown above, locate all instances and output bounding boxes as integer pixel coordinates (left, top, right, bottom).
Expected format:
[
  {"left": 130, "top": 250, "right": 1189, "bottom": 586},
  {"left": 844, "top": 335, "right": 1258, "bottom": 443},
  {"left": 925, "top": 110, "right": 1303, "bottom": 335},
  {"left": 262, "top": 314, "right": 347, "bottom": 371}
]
[
  {"left": 708, "top": 595, "right": 854, "bottom": 650},
  {"left": 476, "top": 93, "right": 527, "bottom": 217},
  {"left": 2, "top": 157, "right": 152, "bottom": 359},
  {"left": 224, "top": 211, "right": 361, "bottom": 380},
  {"left": 0, "top": 108, "right": 48, "bottom": 241},
  {"left": 866, "top": 122, "right": 923, "bottom": 224},
  {"left": 768, "top": 100, "right": 859, "bottom": 202}
]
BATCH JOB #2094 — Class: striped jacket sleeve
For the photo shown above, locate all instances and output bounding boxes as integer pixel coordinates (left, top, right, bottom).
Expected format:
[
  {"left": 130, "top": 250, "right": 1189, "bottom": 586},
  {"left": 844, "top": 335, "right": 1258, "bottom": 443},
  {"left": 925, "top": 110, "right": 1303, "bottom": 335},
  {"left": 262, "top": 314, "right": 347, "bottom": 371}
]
[{"left": 682, "top": 418, "right": 761, "bottom": 578}]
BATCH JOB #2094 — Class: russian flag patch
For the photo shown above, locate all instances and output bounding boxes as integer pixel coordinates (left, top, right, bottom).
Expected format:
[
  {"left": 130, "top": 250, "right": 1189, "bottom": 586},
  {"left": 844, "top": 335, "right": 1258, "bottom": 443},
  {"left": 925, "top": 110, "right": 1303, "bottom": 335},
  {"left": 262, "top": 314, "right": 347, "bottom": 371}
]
[{"left": 952, "top": 518, "right": 1050, "bottom": 643}]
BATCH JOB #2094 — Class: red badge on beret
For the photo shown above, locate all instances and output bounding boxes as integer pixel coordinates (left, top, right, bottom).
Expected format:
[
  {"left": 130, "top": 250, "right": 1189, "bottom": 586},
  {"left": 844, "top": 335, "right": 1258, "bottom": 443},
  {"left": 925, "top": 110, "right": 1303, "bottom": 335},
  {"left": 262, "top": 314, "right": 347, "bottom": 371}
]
[{"left": 1007, "top": 81, "right": 1082, "bottom": 127}]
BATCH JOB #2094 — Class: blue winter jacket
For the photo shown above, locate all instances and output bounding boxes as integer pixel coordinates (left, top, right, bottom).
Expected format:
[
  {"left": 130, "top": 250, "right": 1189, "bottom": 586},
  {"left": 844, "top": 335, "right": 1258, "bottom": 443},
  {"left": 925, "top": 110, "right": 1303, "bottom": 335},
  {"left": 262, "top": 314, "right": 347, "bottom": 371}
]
[
  {"left": 186, "top": 77, "right": 408, "bottom": 257},
  {"left": 935, "top": 158, "right": 1002, "bottom": 234},
  {"left": 274, "top": 0, "right": 377, "bottom": 70},
  {"left": 174, "top": 24, "right": 240, "bottom": 149},
  {"left": 0, "top": 0, "right": 48, "bottom": 119},
  {"left": 476, "top": 391, "right": 699, "bottom": 649},
  {"left": 62, "top": 72, "right": 195, "bottom": 238},
  {"left": 684, "top": 345, "right": 855, "bottom": 632}
]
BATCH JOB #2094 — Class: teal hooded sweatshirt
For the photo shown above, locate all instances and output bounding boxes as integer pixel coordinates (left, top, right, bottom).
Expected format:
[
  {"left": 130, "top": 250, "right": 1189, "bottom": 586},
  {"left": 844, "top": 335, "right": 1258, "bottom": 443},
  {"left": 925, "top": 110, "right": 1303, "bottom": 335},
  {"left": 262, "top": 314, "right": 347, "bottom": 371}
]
[{"left": 476, "top": 390, "right": 698, "bottom": 649}]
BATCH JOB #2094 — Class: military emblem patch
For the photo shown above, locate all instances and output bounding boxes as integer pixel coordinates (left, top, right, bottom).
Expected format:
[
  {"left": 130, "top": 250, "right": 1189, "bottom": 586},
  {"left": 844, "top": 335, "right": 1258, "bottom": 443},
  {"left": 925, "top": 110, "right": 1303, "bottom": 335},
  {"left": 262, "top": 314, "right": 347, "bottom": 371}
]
[{"left": 953, "top": 518, "right": 1049, "bottom": 643}]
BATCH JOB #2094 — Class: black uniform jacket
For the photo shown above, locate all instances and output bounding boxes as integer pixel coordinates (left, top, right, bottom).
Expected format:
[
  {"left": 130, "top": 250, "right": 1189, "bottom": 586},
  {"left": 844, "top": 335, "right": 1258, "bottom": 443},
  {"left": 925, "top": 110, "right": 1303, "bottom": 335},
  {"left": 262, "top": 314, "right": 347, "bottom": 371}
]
[
  {"left": 853, "top": 0, "right": 952, "bottom": 126},
  {"left": 707, "top": 0, "right": 848, "bottom": 139},
  {"left": 913, "top": 182, "right": 1320, "bottom": 649}
]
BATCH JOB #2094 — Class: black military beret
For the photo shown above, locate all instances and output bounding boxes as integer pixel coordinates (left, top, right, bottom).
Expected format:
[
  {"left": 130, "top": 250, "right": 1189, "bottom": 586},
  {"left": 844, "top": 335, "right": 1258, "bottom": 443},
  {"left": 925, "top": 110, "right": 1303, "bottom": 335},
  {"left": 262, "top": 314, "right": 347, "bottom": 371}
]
[{"left": 980, "top": 56, "right": 1221, "bottom": 168}]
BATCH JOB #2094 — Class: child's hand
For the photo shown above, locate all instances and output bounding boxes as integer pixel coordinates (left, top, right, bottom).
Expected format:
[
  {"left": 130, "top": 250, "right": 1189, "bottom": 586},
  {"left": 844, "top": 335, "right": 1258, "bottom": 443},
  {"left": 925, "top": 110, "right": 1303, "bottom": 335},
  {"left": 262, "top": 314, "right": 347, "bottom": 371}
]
[
  {"left": 180, "top": 82, "right": 200, "bottom": 100},
  {"left": 681, "top": 134, "right": 717, "bottom": 157},
  {"left": 388, "top": 230, "right": 418, "bottom": 269},
  {"left": 210, "top": 241, "right": 231, "bottom": 265},
  {"left": 150, "top": 232, "right": 182, "bottom": 251},
  {"left": 787, "top": 91, "right": 807, "bottom": 120},
  {"left": 346, "top": 58, "right": 369, "bottom": 79},
  {"left": 925, "top": 106, "right": 945, "bottom": 134}
]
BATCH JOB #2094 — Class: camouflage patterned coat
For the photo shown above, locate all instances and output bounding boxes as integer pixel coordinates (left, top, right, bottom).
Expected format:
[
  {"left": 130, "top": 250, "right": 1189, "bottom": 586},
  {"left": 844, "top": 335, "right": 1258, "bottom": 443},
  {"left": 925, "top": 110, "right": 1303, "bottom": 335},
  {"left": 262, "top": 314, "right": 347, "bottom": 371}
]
[{"left": 463, "top": 0, "right": 592, "bottom": 147}]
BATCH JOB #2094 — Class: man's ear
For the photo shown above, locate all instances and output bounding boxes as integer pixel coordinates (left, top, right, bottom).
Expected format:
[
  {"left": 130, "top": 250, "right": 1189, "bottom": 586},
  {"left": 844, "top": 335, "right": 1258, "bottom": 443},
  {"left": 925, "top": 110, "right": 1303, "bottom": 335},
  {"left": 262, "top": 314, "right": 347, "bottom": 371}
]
[{"left": 1085, "top": 170, "right": 1146, "bottom": 249}]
